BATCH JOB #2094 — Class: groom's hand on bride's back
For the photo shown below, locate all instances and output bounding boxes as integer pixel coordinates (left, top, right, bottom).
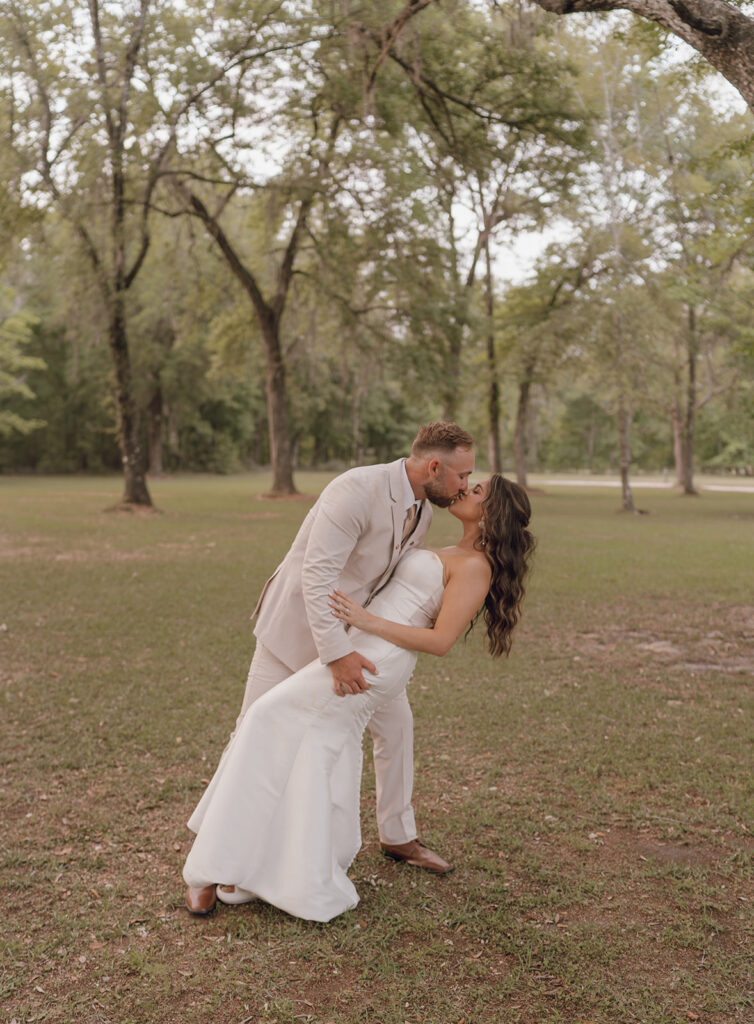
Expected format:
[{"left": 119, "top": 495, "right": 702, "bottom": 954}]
[{"left": 328, "top": 652, "right": 378, "bottom": 697}]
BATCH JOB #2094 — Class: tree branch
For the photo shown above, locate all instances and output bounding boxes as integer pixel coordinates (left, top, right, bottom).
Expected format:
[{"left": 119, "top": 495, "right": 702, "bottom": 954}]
[
  {"left": 87, "top": 0, "right": 116, "bottom": 145},
  {"left": 9, "top": 6, "right": 110, "bottom": 298},
  {"left": 172, "top": 178, "right": 272, "bottom": 325},
  {"left": 527, "top": 0, "right": 754, "bottom": 109},
  {"left": 273, "top": 116, "right": 342, "bottom": 318},
  {"left": 363, "top": 0, "right": 440, "bottom": 97}
]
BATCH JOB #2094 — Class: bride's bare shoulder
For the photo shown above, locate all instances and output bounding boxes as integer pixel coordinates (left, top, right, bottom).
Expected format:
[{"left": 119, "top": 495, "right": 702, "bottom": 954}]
[{"left": 435, "top": 545, "right": 490, "bottom": 582}]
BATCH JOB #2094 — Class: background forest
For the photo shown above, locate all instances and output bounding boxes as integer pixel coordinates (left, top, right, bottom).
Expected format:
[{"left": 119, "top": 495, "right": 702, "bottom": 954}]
[{"left": 1, "top": 0, "right": 753, "bottom": 505}]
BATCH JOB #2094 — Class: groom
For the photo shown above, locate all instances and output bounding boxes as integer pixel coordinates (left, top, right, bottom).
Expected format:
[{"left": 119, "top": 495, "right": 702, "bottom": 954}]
[{"left": 186, "top": 421, "right": 475, "bottom": 915}]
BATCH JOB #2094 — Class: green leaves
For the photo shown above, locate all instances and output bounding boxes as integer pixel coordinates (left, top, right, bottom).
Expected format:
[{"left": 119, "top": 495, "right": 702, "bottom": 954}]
[{"left": 0, "top": 289, "right": 45, "bottom": 437}]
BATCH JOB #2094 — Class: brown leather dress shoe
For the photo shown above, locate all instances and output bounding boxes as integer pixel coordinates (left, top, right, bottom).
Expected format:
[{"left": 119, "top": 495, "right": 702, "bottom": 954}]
[
  {"left": 380, "top": 839, "right": 453, "bottom": 875},
  {"left": 185, "top": 884, "right": 217, "bottom": 915}
]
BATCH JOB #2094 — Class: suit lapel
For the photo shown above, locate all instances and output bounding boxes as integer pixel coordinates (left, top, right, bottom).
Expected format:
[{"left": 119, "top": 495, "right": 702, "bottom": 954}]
[
  {"left": 370, "top": 472, "right": 434, "bottom": 598},
  {"left": 369, "top": 460, "right": 411, "bottom": 596}
]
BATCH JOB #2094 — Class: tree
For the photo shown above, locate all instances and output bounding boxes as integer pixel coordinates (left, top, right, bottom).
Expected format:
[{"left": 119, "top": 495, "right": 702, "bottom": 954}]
[
  {"left": 496, "top": 245, "right": 599, "bottom": 486},
  {"left": 3, "top": 0, "right": 163, "bottom": 502},
  {"left": 171, "top": 118, "right": 341, "bottom": 494},
  {"left": 510, "top": 24, "right": 753, "bottom": 498},
  {"left": 1, "top": 0, "right": 287, "bottom": 503},
  {"left": 652, "top": 102, "right": 754, "bottom": 492},
  {"left": 356, "top": 0, "right": 586, "bottom": 468}
]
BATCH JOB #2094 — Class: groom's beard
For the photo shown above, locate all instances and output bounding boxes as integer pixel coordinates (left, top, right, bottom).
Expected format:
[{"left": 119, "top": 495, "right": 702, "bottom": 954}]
[{"left": 423, "top": 477, "right": 457, "bottom": 509}]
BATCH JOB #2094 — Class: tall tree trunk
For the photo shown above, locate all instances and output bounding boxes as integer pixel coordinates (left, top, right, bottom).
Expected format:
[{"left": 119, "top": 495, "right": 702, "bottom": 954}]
[
  {"left": 614, "top": 309, "right": 635, "bottom": 512},
  {"left": 484, "top": 238, "right": 502, "bottom": 473},
  {"left": 105, "top": 0, "right": 151, "bottom": 507},
  {"left": 148, "top": 382, "right": 163, "bottom": 476},
  {"left": 109, "top": 295, "right": 151, "bottom": 505},
  {"left": 262, "top": 316, "right": 296, "bottom": 494},
  {"left": 528, "top": 395, "right": 539, "bottom": 470},
  {"left": 681, "top": 304, "right": 699, "bottom": 495},
  {"left": 513, "top": 375, "right": 532, "bottom": 488}
]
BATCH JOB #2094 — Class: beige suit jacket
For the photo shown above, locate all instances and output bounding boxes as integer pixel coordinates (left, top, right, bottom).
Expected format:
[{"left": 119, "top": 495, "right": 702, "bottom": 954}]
[{"left": 252, "top": 459, "right": 433, "bottom": 672}]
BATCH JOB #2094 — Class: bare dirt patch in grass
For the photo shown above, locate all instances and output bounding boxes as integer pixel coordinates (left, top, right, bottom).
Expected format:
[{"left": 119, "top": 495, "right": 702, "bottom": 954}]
[
  {"left": 572, "top": 601, "right": 754, "bottom": 681},
  {"left": 605, "top": 829, "right": 718, "bottom": 867}
]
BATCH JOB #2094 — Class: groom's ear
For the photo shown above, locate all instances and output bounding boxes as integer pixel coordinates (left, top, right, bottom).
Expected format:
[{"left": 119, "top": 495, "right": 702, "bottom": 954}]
[{"left": 426, "top": 457, "right": 441, "bottom": 479}]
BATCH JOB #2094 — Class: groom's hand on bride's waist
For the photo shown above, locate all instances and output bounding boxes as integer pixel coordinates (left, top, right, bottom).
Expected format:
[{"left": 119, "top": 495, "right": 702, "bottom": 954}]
[{"left": 328, "top": 651, "right": 378, "bottom": 697}]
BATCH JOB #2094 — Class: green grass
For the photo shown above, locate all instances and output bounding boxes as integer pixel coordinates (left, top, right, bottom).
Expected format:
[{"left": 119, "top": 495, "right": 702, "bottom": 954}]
[{"left": 1, "top": 472, "right": 752, "bottom": 1023}]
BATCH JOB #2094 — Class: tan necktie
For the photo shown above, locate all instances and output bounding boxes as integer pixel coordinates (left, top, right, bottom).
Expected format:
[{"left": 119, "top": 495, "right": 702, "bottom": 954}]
[{"left": 401, "top": 505, "right": 418, "bottom": 546}]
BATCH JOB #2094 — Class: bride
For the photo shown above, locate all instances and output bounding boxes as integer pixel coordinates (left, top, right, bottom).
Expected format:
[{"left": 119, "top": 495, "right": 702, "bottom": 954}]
[{"left": 182, "top": 473, "right": 534, "bottom": 922}]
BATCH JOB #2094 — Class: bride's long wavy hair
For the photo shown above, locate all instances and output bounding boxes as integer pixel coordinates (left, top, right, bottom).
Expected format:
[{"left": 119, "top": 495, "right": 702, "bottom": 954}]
[{"left": 473, "top": 474, "right": 535, "bottom": 657}]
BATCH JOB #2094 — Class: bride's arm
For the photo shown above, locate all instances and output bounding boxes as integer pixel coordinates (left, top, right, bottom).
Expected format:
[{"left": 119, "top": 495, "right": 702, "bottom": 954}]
[{"left": 329, "top": 559, "right": 491, "bottom": 657}]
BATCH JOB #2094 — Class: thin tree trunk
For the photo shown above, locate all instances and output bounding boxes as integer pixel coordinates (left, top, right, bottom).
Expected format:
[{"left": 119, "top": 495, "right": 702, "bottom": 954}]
[
  {"left": 681, "top": 304, "right": 698, "bottom": 495},
  {"left": 484, "top": 238, "right": 502, "bottom": 473},
  {"left": 148, "top": 382, "right": 163, "bottom": 476},
  {"left": 513, "top": 375, "right": 532, "bottom": 488},
  {"left": 614, "top": 309, "right": 635, "bottom": 512},
  {"left": 528, "top": 393, "right": 538, "bottom": 470},
  {"left": 617, "top": 390, "right": 635, "bottom": 512},
  {"left": 587, "top": 413, "right": 596, "bottom": 472},
  {"left": 351, "top": 384, "right": 365, "bottom": 466}
]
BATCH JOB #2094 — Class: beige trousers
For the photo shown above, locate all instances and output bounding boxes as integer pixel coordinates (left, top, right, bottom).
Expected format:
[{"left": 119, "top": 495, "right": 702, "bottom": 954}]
[{"left": 232, "top": 642, "right": 417, "bottom": 845}]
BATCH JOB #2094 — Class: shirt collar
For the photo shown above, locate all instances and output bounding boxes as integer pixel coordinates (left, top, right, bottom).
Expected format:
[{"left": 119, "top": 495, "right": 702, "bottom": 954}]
[{"left": 400, "top": 459, "right": 420, "bottom": 514}]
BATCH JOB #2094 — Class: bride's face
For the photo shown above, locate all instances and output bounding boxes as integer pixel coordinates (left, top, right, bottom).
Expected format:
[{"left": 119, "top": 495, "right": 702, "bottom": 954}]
[{"left": 449, "top": 479, "right": 489, "bottom": 522}]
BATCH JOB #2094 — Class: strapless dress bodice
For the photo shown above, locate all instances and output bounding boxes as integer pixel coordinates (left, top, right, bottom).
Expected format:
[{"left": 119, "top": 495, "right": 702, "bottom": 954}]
[{"left": 366, "top": 548, "right": 444, "bottom": 628}]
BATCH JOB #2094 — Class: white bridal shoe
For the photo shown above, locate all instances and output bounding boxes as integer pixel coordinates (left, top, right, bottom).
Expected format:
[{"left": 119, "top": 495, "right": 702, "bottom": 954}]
[{"left": 216, "top": 884, "right": 257, "bottom": 905}]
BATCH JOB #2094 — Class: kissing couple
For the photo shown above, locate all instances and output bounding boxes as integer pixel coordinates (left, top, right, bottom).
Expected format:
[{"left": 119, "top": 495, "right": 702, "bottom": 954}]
[{"left": 183, "top": 421, "right": 534, "bottom": 922}]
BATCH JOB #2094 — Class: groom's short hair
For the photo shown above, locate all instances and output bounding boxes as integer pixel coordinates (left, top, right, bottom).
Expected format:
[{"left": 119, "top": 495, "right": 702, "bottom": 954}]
[{"left": 411, "top": 421, "right": 474, "bottom": 456}]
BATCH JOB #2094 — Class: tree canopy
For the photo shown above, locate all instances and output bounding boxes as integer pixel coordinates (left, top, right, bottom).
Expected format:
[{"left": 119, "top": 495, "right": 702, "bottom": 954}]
[{"left": 1, "top": 1, "right": 752, "bottom": 493}]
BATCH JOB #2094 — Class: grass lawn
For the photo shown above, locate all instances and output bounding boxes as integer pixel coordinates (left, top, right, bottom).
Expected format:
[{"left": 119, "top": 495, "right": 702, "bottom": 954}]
[{"left": 1, "top": 472, "right": 752, "bottom": 1024}]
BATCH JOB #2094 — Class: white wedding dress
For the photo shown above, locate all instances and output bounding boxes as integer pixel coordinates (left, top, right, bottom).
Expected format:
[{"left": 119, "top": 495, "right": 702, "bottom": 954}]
[{"left": 183, "top": 548, "right": 445, "bottom": 922}]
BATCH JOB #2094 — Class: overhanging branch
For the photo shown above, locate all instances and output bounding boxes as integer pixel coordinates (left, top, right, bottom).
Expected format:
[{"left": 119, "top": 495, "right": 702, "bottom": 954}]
[{"left": 526, "top": 0, "right": 754, "bottom": 109}]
